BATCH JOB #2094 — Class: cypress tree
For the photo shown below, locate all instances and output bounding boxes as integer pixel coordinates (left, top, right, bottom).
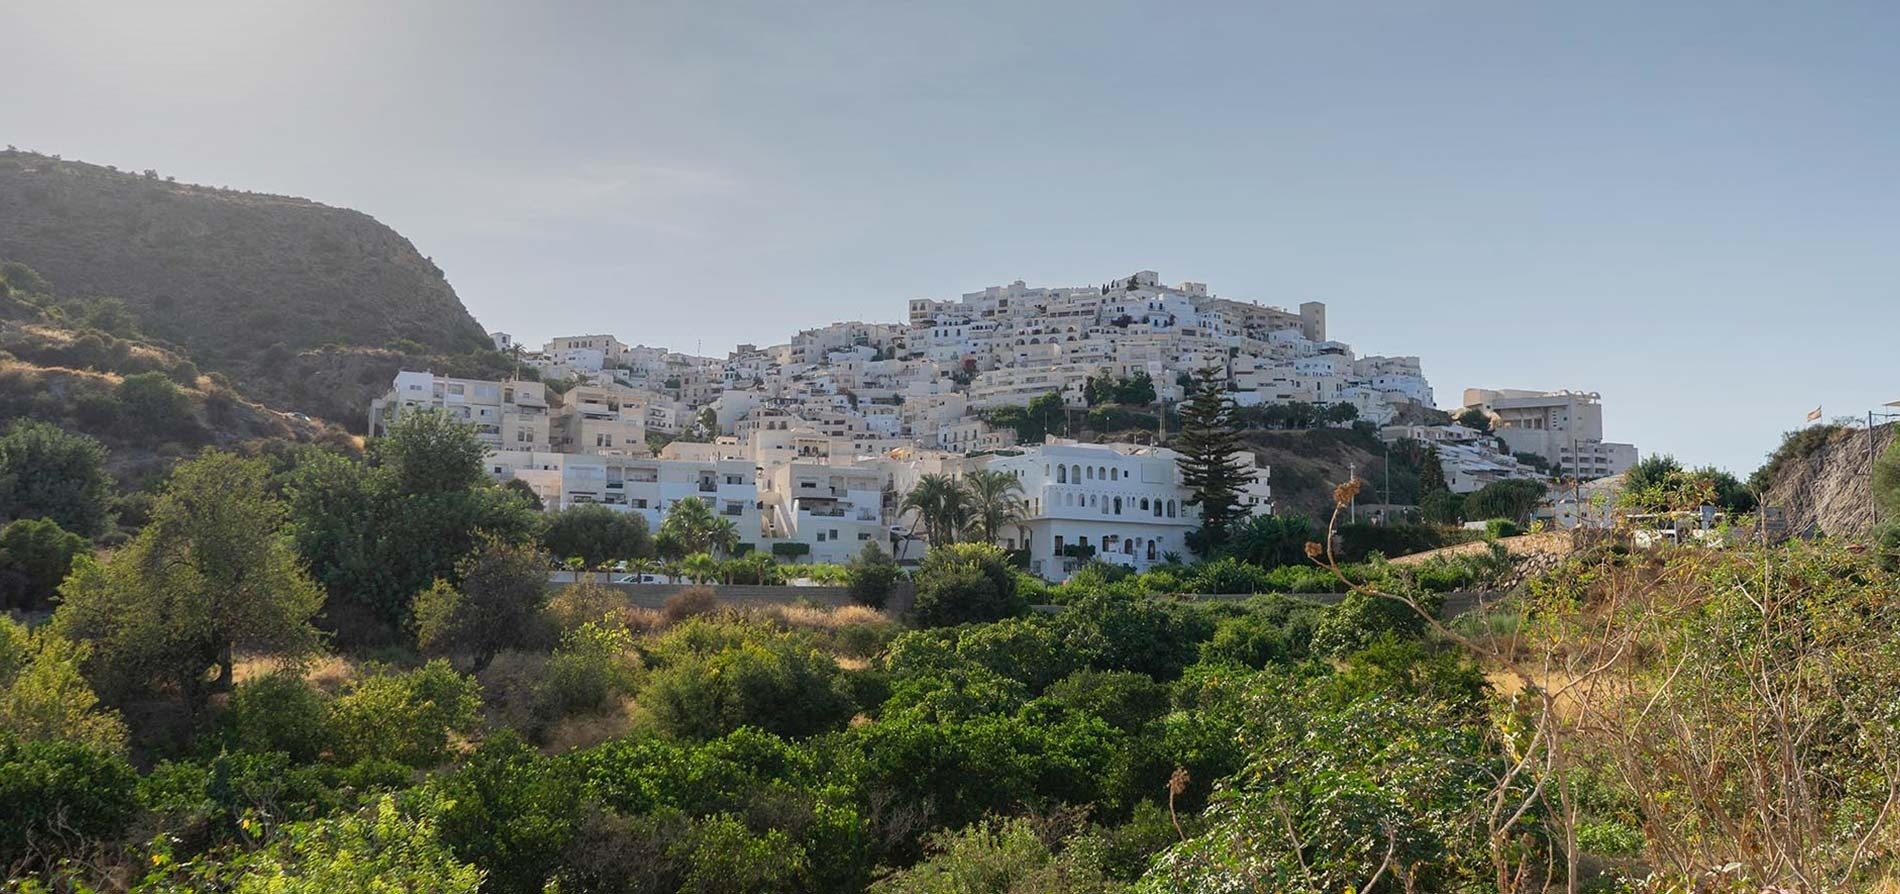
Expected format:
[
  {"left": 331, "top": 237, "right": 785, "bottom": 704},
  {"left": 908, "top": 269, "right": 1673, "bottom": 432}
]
[{"left": 1175, "top": 365, "right": 1252, "bottom": 552}]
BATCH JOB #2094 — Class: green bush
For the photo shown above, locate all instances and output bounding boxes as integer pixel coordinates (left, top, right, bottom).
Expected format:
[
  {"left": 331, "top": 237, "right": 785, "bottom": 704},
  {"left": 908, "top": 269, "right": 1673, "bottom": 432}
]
[
  {"left": 911, "top": 543, "right": 1023, "bottom": 627},
  {"left": 535, "top": 621, "right": 641, "bottom": 720},
  {"left": 225, "top": 669, "right": 329, "bottom": 762},
  {"left": 0, "top": 735, "right": 139, "bottom": 868},
  {"left": 1334, "top": 523, "right": 1481, "bottom": 562},
  {"left": 846, "top": 540, "right": 900, "bottom": 609},
  {"left": 327, "top": 660, "right": 482, "bottom": 767},
  {"left": 0, "top": 517, "right": 87, "bottom": 610},
  {"left": 639, "top": 619, "right": 853, "bottom": 741}
]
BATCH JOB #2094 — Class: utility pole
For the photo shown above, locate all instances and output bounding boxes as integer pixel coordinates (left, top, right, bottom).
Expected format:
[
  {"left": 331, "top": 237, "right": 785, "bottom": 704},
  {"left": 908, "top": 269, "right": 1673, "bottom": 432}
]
[{"left": 1348, "top": 461, "right": 1358, "bottom": 524}]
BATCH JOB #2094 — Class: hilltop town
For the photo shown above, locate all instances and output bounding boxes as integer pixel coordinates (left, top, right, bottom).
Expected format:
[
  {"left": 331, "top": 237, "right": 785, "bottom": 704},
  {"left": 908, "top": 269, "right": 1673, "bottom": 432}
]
[{"left": 370, "top": 270, "right": 1639, "bottom": 579}]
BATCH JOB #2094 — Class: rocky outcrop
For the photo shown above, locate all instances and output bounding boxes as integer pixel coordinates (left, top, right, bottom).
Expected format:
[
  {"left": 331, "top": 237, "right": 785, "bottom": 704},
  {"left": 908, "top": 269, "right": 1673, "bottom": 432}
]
[{"left": 1759, "top": 423, "right": 1897, "bottom": 538}]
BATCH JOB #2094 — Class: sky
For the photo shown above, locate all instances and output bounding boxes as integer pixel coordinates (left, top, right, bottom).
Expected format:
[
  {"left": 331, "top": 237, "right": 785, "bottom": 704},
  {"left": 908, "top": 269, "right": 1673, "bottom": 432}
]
[{"left": 4, "top": 1, "right": 1898, "bottom": 474}]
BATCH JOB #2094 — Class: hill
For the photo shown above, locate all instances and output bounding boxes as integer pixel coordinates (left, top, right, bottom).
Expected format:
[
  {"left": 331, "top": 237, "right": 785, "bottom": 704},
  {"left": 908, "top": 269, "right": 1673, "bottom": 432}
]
[
  {"left": 0, "top": 150, "right": 492, "bottom": 390},
  {"left": 0, "top": 274, "right": 353, "bottom": 493}
]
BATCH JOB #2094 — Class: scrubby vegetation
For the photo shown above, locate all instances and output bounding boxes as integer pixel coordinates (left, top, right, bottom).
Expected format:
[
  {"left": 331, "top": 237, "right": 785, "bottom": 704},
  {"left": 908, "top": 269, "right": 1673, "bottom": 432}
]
[{"left": 9, "top": 387, "right": 1900, "bottom": 893}]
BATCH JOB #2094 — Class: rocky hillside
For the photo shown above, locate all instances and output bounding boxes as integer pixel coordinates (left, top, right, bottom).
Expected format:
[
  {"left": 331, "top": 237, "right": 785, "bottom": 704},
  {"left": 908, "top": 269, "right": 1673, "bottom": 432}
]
[
  {"left": 0, "top": 150, "right": 492, "bottom": 379},
  {"left": 1756, "top": 422, "right": 1897, "bottom": 538},
  {"left": 0, "top": 273, "right": 353, "bottom": 489}
]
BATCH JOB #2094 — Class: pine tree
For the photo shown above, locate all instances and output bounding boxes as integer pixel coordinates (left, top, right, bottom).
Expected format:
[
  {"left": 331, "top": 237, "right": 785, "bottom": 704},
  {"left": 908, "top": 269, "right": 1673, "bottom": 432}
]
[
  {"left": 1419, "top": 444, "right": 1450, "bottom": 495},
  {"left": 1175, "top": 365, "right": 1252, "bottom": 552}
]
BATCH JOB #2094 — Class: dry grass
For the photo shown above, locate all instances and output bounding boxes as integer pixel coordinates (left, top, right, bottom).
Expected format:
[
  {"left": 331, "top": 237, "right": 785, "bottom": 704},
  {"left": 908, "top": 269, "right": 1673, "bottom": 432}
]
[
  {"left": 542, "top": 699, "right": 637, "bottom": 753},
  {"left": 231, "top": 652, "right": 358, "bottom": 693},
  {"left": 748, "top": 602, "right": 893, "bottom": 632}
]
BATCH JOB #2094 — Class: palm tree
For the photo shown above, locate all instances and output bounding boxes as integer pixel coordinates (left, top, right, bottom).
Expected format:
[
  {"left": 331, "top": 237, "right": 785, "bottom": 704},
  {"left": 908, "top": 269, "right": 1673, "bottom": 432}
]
[
  {"left": 659, "top": 497, "right": 719, "bottom": 557},
  {"left": 901, "top": 473, "right": 970, "bottom": 548},
  {"left": 961, "top": 469, "right": 1026, "bottom": 546},
  {"left": 681, "top": 552, "right": 720, "bottom": 584},
  {"left": 709, "top": 516, "right": 742, "bottom": 559}
]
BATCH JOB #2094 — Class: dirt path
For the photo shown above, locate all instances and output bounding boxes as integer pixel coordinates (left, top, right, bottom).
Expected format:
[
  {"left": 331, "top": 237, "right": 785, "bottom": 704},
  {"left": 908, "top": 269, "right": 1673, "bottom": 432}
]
[{"left": 1389, "top": 531, "right": 1573, "bottom": 565}]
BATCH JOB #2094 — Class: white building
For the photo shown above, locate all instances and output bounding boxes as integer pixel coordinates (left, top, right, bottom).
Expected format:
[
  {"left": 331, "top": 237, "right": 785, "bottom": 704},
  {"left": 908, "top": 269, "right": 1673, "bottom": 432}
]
[
  {"left": 369, "top": 371, "right": 551, "bottom": 453},
  {"left": 491, "top": 450, "right": 762, "bottom": 549},
  {"left": 1461, "top": 388, "right": 1638, "bottom": 480},
  {"left": 973, "top": 440, "right": 1271, "bottom": 581}
]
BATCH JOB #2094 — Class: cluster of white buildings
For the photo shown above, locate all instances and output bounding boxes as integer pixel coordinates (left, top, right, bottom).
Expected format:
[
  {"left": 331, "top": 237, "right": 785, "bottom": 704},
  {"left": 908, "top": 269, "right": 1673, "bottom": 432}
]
[
  {"left": 369, "top": 353, "right": 1276, "bottom": 578},
  {"left": 1375, "top": 387, "right": 1640, "bottom": 498},
  {"left": 370, "top": 272, "right": 1643, "bottom": 575}
]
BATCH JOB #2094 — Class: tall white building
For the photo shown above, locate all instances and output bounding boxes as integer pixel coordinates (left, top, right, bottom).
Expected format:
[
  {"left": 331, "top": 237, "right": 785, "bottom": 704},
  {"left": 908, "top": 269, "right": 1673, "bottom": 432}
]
[{"left": 1461, "top": 388, "right": 1638, "bottom": 481}]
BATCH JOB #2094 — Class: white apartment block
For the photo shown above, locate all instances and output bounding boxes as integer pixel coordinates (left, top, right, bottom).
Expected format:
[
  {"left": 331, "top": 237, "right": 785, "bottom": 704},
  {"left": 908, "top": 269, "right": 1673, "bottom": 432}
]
[
  {"left": 491, "top": 450, "right": 763, "bottom": 549},
  {"left": 369, "top": 371, "right": 551, "bottom": 453},
  {"left": 1461, "top": 388, "right": 1638, "bottom": 481},
  {"left": 759, "top": 462, "right": 887, "bottom": 564},
  {"left": 552, "top": 384, "right": 650, "bottom": 457}
]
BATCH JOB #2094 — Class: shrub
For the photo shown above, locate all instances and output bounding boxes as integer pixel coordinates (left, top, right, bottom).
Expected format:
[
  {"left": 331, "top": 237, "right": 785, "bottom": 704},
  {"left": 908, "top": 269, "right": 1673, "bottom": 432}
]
[
  {"left": 0, "top": 517, "right": 87, "bottom": 610},
  {"left": 639, "top": 619, "right": 853, "bottom": 741},
  {"left": 911, "top": 543, "right": 1023, "bottom": 627},
  {"left": 226, "top": 669, "right": 329, "bottom": 762},
  {"left": 846, "top": 540, "right": 900, "bottom": 609},
  {"left": 328, "top": 660, "right": 483, "bottom": 767},
  {"left": 662, "top": 586, "right": 719, "bottom": 624},
  {"left": 0, "top": 735, "right": 139, "bottom": 869},
  {"left": 116, "top": 370, "right": 194, "bottom": 437},
  {"left": 1039, "top": 669, "right": 1172, "bottom": 733},
  {"left": 543, "top": 581, "right": 638, "bottom": 635},
  {"left": 535, "top": 621, "right": 641, "bottom": 720}
]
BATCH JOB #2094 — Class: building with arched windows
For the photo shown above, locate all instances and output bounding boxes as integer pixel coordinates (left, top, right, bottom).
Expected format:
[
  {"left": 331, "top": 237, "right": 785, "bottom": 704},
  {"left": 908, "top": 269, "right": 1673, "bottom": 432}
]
[{"left": 977, "top": 440, "right": 1271, "bottom": 581}]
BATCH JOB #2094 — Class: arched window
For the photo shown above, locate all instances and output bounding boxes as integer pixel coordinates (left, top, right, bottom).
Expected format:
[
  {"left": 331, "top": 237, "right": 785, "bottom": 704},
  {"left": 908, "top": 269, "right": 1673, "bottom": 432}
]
[
  {"left": 1140, "top": 498, "right": 1150, "bottom": 511},
  {"left": 1166, "top": 500, "right": 1177, "bottom": 518},
  {"left": 1097, "top": 466, "right": 1107, "bottom": 479},
  {"left": 1111, "top": 468, "right": 1119, "bottom": 480},
  {"left": 1071, "top": 465, "right": 1082, "bottom": 482},
  {"left": 1124, "top": 539, "right": 1135, "bottom": 555},
  {"left": 1113, "top": 497, "right": 1122, "bottom": 515},
  {"left": 1086, "top": 466, "right": 1094, "bottom": 480},
  {"left": 1147, "top": 540, "right": 1158, "bottom": 561},
  {"left": 1057, "top": 465, "right": 1067, "bottom": 483}
]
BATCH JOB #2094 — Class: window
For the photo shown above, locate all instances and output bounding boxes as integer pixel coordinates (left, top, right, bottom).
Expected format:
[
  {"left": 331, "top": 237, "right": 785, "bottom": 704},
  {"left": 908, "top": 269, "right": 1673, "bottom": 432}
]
[
  {"left": 1058, "top": 466, "right": 1068, "bottom": 483},
  {"left": 1113, "top": 497, "right": 1122, "bottom": 515},
  {"left": 1086, "top": 466, "right": 1094, "bottom": 480}
]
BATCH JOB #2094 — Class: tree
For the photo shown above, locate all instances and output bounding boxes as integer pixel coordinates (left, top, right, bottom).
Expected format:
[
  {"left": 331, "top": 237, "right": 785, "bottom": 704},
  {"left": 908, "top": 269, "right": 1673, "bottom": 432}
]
[
  {"left": 0, "top": 517, "right": 88, "bottom": 610},
  {"left": 1175, "top": 366, "right": 1251, "bottom": 552},
  {"left": 375, "top": 409, "right": 489, "bottom": 496},
  {"left": 911, "top": 543, "right": 1023, "bottom": 627},
  {"left": 1451, "top": 406, "right": 1493, "bottom": 433},
  {"left": 416, "top": 538, "right": 550, "bottom": 671},
  {"left": 846, "top": 540, "right": 901, "bottom": 609},
  {"left": 116, "top": 371, "right": 193, "bottom": 437},
  {"left": 1461, "top": 478, "right": 1547, "bottom": 524},
  {"left": 902, "top": 473, "right": 970, "bottom": 547},
  {"left": 285, "top": 414, "right": 540, "bottom": 640},
  {"left": 52, "top": 451, "right": 323, "bottom": 712},
  {"left": 657, "top": 497, "right": 729, "bottom": 559},
  {"left": 1224, "top": 514, "right": 1316, "bottom": 569},
  {"left": 542, "top": 504, "right": 652, "bottom": 568},
  {"left": 0, "top": 617, "right": 127, "bottom": 752},
  {"left": 0, "top": 421, "right": 112, "bottom": 538},
  {"left": 960, "top": 469, "right": 1025, "bottom": 546}
]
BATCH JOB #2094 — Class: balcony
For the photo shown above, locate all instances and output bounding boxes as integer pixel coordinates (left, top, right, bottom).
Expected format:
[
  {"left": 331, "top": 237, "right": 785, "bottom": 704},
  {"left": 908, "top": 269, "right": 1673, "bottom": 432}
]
[{"left": 697, "top": 482, "right": 718, "bottom": 493}]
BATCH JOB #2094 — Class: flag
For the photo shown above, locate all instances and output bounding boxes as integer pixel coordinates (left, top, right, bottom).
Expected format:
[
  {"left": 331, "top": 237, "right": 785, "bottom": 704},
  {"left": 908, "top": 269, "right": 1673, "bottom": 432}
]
[{"left": 1806, "top": 406, "right": 1823, "bottom": 422}]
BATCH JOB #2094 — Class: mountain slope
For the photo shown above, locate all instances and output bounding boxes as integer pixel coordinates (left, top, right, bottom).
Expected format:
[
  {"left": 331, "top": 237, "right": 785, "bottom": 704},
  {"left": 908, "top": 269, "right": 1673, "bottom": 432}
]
[{"left": 0, "top": 150, "right": 491, "bottom": 375}]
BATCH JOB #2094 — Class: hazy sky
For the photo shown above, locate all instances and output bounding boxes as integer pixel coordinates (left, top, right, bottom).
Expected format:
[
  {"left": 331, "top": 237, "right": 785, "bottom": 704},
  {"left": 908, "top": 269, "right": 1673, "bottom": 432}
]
[{"left": 6, "top": 1, "right": 1898, "bottom": 474}]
